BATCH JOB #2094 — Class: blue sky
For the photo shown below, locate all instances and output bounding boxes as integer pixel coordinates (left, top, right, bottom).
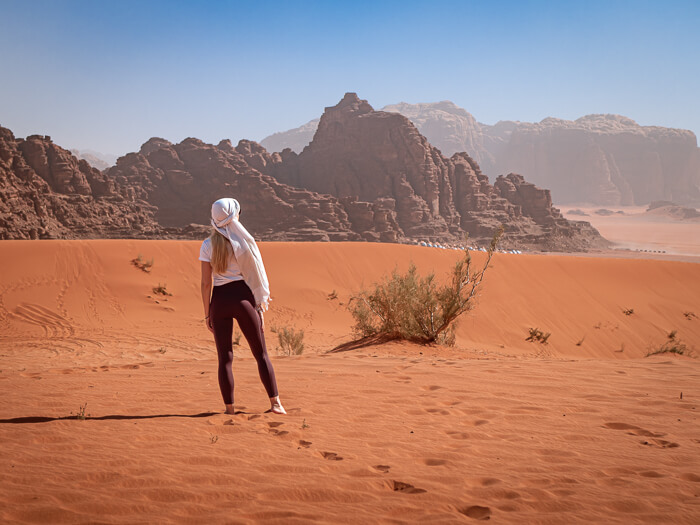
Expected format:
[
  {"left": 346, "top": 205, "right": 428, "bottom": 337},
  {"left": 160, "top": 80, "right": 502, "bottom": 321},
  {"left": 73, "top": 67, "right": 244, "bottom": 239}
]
[{"left": 1, "top": 0, "right": 698, "bottom": 155}]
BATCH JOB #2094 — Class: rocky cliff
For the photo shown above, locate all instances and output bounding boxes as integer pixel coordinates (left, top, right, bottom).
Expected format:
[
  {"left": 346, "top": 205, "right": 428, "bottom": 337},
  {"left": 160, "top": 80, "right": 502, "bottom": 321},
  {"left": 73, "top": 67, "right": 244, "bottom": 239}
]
[
  {"left": 262, "top": 93, "right": 605, "bottom": 250},
  {"left": 488, "top": 115, "right": 700, "bottom": 206},
  {"left": 1, "top": 94, "right": 607, "bottom": 250},
  {"left": 261, "top": 103, "right": 700, "bottom": 206},
  {"left": 0, "top": 126, "right": 167, "bottom": 240},
  {"left": 104, "top": 136, "right": 399, "bottom": 242}
]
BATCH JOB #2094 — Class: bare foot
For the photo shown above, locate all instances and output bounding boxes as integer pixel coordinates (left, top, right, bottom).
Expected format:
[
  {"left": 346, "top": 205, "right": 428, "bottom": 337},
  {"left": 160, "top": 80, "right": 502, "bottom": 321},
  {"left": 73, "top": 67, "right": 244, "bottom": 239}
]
[
  {"left": 270, "top": 396, "right": 286, "bottom": 415},
  {"left": 224, "top": 403, "right": 235, "bottom": 415}
]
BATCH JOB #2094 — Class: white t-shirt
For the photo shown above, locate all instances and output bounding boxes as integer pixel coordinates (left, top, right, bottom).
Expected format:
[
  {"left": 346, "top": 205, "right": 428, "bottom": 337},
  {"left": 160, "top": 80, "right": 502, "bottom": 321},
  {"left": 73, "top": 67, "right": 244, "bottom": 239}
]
[{"left": 199, "top": 238, "right": 244, "bottom": 286}]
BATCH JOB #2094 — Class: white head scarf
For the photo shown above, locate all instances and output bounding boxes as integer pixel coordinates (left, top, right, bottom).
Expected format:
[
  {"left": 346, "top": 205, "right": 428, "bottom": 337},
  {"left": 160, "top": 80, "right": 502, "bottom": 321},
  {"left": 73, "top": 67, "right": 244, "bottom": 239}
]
[{"left": 210, "top": 198, "right": 271, "bottom": 311}]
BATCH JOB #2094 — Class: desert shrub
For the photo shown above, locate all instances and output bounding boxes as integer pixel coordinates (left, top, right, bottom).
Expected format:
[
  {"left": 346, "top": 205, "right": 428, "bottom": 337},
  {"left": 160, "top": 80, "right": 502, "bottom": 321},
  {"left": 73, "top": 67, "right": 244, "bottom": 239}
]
[
  {"left": 623, "top": 308, "right": 634, "bottom": 316},
  {"left": 132, "top": 254, "right": 154, "bottom": 272},
  {"left": 646, "top": 330, "right": 695, "bottom": 357},
  {"left": 328, "top": 290, "right": 338, "bottom": 300},
  {"left": 152, "top": 283, "right": 172, "bottom": 296},
  {"left": 277, "top": 326, "right": 305, "bottom": 356},
  {"left": 348, "top": 227, "right": 503, "bottom": 345},
  {"left": 526, "top": 327, "right": 551, "bottom": 345}
]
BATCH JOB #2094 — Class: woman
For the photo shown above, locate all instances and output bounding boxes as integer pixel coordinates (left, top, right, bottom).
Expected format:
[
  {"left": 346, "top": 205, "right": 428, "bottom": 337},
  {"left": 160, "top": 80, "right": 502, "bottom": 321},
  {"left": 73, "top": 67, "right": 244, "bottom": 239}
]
[{"left": 200, "top": 198, "right": 286, "bottom": 415}]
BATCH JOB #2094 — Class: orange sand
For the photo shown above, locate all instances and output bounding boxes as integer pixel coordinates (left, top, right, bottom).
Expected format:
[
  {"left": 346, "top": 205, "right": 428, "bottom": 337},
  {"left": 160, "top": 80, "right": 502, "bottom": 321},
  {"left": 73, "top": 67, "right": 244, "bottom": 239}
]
[
  {"left": 561, "top": 205, "right": 700, "bottom": 257},
  {"left": 1, "top": 240, "right": 699, "bottom": 523}
]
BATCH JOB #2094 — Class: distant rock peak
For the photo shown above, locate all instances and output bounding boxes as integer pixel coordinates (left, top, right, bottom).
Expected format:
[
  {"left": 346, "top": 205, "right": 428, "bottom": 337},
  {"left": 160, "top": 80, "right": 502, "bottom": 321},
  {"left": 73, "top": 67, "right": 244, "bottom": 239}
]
[{"left": 325, "top": 92, "right": 373, "bottom": 115}]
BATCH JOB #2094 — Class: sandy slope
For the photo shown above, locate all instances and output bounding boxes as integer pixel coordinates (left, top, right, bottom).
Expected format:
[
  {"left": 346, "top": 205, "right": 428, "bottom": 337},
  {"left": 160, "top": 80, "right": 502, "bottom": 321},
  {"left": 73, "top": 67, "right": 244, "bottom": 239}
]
[{"left": 1, "top": 240, "right": 699, "bottom": 524}]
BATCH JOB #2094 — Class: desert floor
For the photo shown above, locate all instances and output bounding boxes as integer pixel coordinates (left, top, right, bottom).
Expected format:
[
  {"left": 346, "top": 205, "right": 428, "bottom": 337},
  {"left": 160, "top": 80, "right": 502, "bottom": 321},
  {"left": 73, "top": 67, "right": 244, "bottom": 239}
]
[
  {"left": 1, "top": 240, "right": 699, "bottom": 524},
  {"left": 560, "top": 205, "right": 700, "bottom": 257}
]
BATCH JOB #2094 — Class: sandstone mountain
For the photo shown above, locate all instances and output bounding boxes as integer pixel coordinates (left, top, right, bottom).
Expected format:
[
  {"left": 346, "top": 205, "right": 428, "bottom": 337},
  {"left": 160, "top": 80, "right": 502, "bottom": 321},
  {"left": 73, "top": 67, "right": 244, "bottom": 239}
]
[
  {"left": 104, "top": 136, "right": 397, "bottom": 242},
  {"left": 70, "top": 149, "right": 118, "bottom": 171},
  {"left": 261, "top": 118, "right": 319, "bottom": 156},
  {"left": 260, "top": 93, "right": 605, "bottom": 250},
  {"left": 1, "top": 94, "right": 607, "bottom": 251},
  {"left": 261, "top": 102, "right": 700, "bottom": 206},
  {"left": 0, "top": 126, "right": 168, "bottom": 240}
]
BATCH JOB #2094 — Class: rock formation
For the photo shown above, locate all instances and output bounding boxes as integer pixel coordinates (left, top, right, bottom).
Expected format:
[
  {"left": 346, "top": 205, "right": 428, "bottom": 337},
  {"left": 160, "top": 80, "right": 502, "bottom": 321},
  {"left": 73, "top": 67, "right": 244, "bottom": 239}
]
[
  {"left": 488, "top": 115, "right": 700, "bottom": 206},
  {"left": 104, "top": 136, "right": 399, "bottom": 242},
  {"left": 0, "top": 126, "right": 166, "bottom": 240},
  {"left": 261, "top": 103, "right": 700, "bottom": 206},
  {"left": 70, "top": 149, "right": 117, "bottom": 171},
  {"left": 263, "top": 93, "right": 606, "bottom": 250},
  {"left": 261, "top": 119, "right": 319, "bottom": 156},
  {"left": 1, "top": 94, "right": 608, "bottom": 251}
]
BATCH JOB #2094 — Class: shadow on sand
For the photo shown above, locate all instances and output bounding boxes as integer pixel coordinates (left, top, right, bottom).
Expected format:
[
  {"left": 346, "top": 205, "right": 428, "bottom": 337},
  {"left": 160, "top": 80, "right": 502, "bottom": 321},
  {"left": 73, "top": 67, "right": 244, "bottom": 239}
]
[{"left": 0, "top": 412, "right": 219, "bottom": 424}]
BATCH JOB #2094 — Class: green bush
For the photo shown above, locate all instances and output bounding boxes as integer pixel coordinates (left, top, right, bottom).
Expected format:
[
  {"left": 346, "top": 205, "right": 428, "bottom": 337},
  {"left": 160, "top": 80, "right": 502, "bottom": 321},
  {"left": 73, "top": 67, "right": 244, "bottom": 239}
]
[
  {"left": 348, "top": 227, "right": 503, "bottom": 345},
  {"left": 277, "top": 326, "right": 305, "bottom": 356},
  {"left": 646, "top": 330, "right": 695, "bottom": 357}
]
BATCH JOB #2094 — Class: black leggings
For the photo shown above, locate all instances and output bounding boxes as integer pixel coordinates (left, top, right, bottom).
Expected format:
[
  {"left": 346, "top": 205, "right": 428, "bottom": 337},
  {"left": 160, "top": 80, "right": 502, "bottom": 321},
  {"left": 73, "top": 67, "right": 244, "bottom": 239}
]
[{"left": 210, "top": 280, "right": 278, "bottom": 404}]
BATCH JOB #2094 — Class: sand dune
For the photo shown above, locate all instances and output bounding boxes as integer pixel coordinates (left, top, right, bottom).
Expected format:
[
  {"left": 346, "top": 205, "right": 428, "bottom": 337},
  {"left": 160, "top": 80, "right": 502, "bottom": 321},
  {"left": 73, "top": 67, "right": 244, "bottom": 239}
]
[{"left": 1, "top": 240, "right": 699, "bottom": 523}]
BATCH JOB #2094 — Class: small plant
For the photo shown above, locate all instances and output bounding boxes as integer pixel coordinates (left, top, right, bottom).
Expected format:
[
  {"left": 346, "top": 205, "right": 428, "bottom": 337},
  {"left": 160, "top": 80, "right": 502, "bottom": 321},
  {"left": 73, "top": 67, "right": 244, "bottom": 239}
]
[
  {"left": 158, "top": 347, "right": 167, "bottom": 354},
  {"left": 526, "top": 327, "right": 551, "bottom": 345},
  {"left": 71, "top": 402, "right": 90, "bottom": 420},
  {"left": 210, "top": 434, "right": 219, "bottom": 444},
  {"left": 646, "top": 331, "right": 695, "bottom": 358},
  {"left": 301, "top": 419, "right": 310, "bottom": 429},
  {"left": 131, "top": 254, "right": 154, "bottom": 273},
  {"left": 152, "top": 283, "right": 172, "bottom": 296},
  {"left": 684, "top": 311, "right": 697, "bottom": 321},
  {"left": 575, "top": 336, "right": 585, "bottom": 347},
  {"left": 348, "top": 227, "right": 503, "bottom": 344},
  {"left": 623, "top": 308, "right": 634, "bottom": 316},
  {"left": 328, "top": 290, "right": 338, "bottom": 300},
  {"left": 277, "top": 326, "right": 305, "bottom": 356}
]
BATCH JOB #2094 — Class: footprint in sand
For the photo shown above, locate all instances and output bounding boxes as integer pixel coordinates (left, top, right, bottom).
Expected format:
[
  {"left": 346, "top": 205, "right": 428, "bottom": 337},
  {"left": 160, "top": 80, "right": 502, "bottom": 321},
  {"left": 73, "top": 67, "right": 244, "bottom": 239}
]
[
  {"left": 373, "top": 465, "right": 390, "bottom": 473},
  {"left": 423, "top": 458, "right": 447, "bottom": 466},
  {"left": 458, "top": 505, "right": 491, "bottom": 520},
  {"left": 298, "top": 440, "right": 312, "bottom": 448},
  {"left": 321, "top": 451, "right": 343, "bottom": 461},
  {"left": 391, "top": 480, "right": 427, "bottom": 494},
  {"left": 478, "top": 478, "right": 502, "bottom": 487},
  {"left": 639, "top": 471, "right": 665, "bottom": 478},
  {"left": 425, "top": 408, "right": 451, "bottom": 415},
  {"left": 604, "top": 422, "right": 668, "bottom": 439},
  {"left": 640, "top": 438, "right": 680, "bottom": 449},
  {"left": 267, "top": 421, "right": 284, "bottom": 428},
  {"left": 680, "top": 473, "right": 700, "bottom": 482},
  {"left": 444, "top": 430, "right": 470, "bottom": 440}
]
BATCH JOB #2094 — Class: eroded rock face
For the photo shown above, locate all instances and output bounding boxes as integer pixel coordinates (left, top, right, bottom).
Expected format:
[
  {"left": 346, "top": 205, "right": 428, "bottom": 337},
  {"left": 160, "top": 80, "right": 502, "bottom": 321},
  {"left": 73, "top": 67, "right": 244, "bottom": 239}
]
[
  {"left": 264, "top": 93, "right": 606, "bottom": 250},
  {"left": 489, "top": 115, "right": 700, "bottom": 206},
  {"left": 105, "top": 134, "right": 398, "bottom": 242},
  {"left": 261, "top": 118, "right": 319, "bottom": 155},
  {"left": 1, "top": 95, "right": 607, "bottom": 250},
  {"left": 0, "top": 126, "right": 165, "bottom": 240},
  {"left": 262, "top": 103, "right": 700, "bottom": 206}
]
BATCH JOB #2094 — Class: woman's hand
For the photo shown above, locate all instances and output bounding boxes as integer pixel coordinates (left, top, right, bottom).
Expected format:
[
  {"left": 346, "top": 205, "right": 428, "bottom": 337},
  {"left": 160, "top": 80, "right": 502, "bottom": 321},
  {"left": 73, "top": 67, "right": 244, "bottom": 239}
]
[
  {"left": 206, "top": 316, "right": 214, "bottom": 334},
  {"left": 257, "top": 308, "right": 265, "bottom": 332}
]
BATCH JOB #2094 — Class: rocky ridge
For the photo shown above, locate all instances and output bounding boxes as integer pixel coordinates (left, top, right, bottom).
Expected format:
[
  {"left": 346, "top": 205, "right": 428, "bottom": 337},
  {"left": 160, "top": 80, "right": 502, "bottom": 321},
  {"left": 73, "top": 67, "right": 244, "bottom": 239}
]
[
  {"left": 261, "top": 102, "right": 700, "bottom": 206},
  {"left": 0, "top": 127, "right": 168, "bottom": 240},
  {"left": 261, "top": 93, "right": 605, "bottom": 250},
  {"left": 1, "top": 94, "right": 607, "bottom": 250}
]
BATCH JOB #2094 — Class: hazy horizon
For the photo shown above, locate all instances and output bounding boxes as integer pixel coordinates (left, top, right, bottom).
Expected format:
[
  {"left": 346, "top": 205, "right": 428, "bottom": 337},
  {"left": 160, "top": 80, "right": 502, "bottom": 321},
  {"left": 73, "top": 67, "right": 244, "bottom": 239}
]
[{"left": 1, "top": 0, "right": 698, "bottom": 156}]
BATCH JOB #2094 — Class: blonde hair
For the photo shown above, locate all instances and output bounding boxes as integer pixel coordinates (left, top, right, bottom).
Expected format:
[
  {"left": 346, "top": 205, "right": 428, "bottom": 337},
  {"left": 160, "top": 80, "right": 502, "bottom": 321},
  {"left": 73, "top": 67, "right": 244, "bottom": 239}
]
[{"left": 209, "top": 229, "right": 232, "bottom": 274}]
